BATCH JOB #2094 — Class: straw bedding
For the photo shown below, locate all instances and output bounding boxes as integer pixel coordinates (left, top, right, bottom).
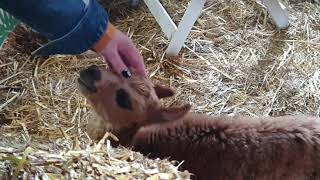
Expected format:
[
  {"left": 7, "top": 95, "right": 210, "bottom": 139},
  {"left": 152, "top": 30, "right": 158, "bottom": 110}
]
[{"left": 0, "top": 0, "right": 319, "bottom": 179}]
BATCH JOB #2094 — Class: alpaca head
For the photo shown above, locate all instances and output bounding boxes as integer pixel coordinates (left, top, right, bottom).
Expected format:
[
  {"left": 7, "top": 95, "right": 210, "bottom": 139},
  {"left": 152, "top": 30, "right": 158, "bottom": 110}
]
[{"left": 77, "top": 65, "right": 191, "bottom": 131}]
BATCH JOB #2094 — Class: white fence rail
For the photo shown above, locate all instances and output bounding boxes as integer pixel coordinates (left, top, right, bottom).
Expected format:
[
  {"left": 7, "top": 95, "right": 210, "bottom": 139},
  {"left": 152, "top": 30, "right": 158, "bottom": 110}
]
[{"left": 143, "top": 0, "right": 289, "bottom": 56}]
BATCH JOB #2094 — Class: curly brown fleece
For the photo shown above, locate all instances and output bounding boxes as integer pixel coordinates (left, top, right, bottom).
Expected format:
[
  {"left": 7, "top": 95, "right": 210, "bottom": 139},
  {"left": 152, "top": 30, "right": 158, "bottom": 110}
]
[{"left": 78, "top": 65, "right": 320, "bottom": 180}]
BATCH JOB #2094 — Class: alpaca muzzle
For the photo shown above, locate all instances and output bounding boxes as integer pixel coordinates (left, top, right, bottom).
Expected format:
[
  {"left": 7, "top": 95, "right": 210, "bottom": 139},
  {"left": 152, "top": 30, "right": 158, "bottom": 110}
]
[{"left": 78, "top": 65, "right": 101, "bottom": 93}]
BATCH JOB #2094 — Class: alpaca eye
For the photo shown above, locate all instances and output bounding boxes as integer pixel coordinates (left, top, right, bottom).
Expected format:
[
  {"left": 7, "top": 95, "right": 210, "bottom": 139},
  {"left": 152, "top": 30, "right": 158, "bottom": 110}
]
[{"left": 116, "top": 89, "right": 132, "bottom": 110}]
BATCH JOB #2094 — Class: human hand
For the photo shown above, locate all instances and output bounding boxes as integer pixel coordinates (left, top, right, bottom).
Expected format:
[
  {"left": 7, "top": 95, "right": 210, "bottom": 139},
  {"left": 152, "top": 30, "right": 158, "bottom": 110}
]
[{"left": 93, "top": 23, "right": 147, "bottom": 78}]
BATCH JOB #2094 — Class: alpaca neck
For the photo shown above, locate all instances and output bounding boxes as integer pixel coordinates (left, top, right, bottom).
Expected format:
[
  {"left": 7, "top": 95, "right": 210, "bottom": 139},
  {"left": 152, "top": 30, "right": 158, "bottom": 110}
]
[{"left": 112, "top": 124, "right": 140, "bottom": 147}]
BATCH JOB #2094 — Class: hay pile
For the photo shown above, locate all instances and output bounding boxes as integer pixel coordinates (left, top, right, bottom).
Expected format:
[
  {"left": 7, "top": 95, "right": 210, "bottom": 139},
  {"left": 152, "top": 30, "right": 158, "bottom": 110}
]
[{"left": 0, "top": 0, "right": 319, "bottom": 179}]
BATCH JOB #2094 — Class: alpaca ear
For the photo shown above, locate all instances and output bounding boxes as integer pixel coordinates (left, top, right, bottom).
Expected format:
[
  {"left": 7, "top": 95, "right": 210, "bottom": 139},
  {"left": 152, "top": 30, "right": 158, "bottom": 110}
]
[
  {"left": 147, "top": 104, "right": 191, "bottom": 124},
  {"left": 153, "top": 84, "right": 175, "bottom": 99}
]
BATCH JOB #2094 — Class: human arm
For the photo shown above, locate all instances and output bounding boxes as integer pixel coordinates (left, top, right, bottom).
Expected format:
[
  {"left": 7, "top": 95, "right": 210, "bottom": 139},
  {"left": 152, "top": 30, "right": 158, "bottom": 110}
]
[{"left": 0, "top": 0, "right": 146, "bottom": 77}]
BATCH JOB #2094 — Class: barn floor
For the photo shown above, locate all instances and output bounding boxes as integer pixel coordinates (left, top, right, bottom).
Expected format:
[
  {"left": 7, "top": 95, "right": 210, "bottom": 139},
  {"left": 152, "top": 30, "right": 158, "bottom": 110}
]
[{"left": 0, "top": 0, "right": 319, "bottom": 179}]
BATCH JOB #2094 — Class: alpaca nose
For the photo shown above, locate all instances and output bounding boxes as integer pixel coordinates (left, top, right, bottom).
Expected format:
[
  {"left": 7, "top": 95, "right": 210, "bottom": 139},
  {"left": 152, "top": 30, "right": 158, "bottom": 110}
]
[
  {"left": 82, "top": 65, "right": 101, "bottom": 81},
  {"left": 79, "top": 65, "right": 101, "bottom": 92}
]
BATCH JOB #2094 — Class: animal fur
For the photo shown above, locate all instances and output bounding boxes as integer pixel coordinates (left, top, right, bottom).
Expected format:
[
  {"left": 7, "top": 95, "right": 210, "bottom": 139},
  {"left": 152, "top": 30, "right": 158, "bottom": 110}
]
[
  {"left": 78, "top": 65, "right": 320, "bottom": 180},
  {"left": 133, "top": 114, "right": 320, "bottom": 180}
]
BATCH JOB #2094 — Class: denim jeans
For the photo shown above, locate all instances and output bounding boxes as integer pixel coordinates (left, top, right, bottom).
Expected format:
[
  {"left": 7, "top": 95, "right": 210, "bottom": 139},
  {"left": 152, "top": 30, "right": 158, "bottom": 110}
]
[{"left": 0, "top": 0, "right": 109, "bottom": 56}]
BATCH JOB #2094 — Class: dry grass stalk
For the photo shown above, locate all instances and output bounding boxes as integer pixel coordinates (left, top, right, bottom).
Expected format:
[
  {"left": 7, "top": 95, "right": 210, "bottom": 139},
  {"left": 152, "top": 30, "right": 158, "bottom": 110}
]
[{"left": 0, "top": 0, "right": 320, "bottom": 179}]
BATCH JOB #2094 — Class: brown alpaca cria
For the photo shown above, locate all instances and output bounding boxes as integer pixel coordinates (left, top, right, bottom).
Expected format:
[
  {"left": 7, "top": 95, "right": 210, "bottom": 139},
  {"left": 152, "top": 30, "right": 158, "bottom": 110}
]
[{"left": 78, "top": 65, "right": 320, "bottom": 180}]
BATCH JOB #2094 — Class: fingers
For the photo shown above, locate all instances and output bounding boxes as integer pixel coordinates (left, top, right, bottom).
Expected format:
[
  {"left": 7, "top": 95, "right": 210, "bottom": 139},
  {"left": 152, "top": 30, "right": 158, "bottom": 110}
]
[
  {"left": 119, "top": 40, "right": 147, "bottom": 77},
  {"left": 102, "top": 50, "right": 131, "bottom": 78},
  {"left": 98, "top": 30, "right": 147, "bottom": 78}
]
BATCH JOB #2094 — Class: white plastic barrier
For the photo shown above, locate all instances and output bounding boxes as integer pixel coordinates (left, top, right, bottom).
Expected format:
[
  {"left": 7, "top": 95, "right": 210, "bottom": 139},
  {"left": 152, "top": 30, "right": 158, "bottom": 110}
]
[{"left": 143, "top": 0, "right": 289, "bottom": 56}]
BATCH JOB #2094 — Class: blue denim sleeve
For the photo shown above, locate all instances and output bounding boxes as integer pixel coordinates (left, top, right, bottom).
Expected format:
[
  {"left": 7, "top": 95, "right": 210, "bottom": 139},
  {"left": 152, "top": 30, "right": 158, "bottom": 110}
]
[{"left": 0, "top": 0, "right": 109, "bottom": 56}]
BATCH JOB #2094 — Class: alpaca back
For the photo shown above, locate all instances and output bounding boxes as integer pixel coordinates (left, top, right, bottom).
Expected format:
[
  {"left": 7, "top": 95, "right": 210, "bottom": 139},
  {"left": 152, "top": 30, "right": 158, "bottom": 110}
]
[{"left": 132, "top": 114, "right": 320, "bottom": 180}]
